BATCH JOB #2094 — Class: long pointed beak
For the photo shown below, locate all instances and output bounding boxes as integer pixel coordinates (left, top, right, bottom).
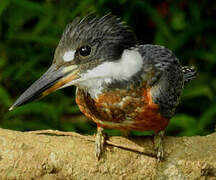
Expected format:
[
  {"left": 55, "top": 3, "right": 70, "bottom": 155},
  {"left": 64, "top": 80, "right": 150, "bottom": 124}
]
[{"left": 9, "top": 64, "right": 79, "bottom": 111}]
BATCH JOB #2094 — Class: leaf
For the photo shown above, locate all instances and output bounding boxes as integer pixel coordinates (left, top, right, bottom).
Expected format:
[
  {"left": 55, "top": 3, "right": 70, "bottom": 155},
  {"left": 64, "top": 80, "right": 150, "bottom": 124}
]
[
  {"left": 0, "top": 85, "right": 12, "bottom": 107},
  {"left": 66, "top": 105, "right": 80, "bottom": 114},
  {"left": 11, "top": 0, "right": 48, "bottom": 14},
  {"left": 11, "top": 32, "right": 58, "bottom": 45},
  {"left": 170, "top": 10, "right": 186, "bottom": 31},
  {"left": 5, "top": 102, "right": 59, "bottom": 121},
  {"left": 198, "top": 104, "right": 216, "bottom": 132},
  {"left": 0, "top": 0, "right": 11, "bottom": 17},
  {"left": 167, "top": 114, "right": 198, "bottom": 136},
  {"left": 183, "top": 85, "right": 213, "bottom": 100}
]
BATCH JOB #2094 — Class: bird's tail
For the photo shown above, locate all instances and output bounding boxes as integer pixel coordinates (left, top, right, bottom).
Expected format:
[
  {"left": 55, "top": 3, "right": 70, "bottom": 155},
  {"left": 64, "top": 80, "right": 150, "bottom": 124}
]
[{"left": 182, "top": 66, "right": 197, "bottom": 84}]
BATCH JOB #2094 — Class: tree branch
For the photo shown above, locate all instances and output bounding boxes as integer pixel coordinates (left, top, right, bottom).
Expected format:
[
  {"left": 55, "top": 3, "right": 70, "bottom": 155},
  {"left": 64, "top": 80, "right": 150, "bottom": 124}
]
[{"left": 0, "top": 128, "right": 215, "bottom": 179}]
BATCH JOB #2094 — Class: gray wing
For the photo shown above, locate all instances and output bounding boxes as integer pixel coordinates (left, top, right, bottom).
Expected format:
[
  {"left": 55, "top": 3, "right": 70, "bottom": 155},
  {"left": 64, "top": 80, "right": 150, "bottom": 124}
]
[{"left": 137, "top": 44, "right": 184, "bottom": 118}]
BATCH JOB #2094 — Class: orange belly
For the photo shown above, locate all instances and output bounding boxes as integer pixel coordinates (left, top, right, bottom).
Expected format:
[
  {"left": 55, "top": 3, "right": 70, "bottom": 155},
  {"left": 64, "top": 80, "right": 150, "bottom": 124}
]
[{"left": 76, "top": 87, "right": 169, "bottom": 133}]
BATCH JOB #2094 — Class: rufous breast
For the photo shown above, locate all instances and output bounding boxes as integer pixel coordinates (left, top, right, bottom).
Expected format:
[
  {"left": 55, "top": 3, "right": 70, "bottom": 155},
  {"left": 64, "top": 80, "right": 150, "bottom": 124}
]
[{"left": 76, "top": 85, "right": 169, "bottom": 133}]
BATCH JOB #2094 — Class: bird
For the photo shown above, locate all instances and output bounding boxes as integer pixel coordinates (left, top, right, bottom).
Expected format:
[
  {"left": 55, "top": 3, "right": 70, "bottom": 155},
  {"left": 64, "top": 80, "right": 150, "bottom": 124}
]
[{"left": 9, "top": 13, "right": 197, "bottom": 160}]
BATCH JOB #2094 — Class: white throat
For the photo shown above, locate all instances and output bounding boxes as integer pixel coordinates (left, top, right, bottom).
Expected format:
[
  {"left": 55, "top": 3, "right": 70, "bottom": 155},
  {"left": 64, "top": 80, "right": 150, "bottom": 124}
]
[{"left": 76, "top": 49, "right": 143, "bottom": 98}]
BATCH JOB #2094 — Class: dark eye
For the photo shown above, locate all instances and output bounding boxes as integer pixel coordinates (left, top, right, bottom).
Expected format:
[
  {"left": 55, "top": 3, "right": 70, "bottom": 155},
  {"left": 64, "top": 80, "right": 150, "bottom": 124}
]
[{"left": 79, "top": 46, "right": 91, "bottom": 57}]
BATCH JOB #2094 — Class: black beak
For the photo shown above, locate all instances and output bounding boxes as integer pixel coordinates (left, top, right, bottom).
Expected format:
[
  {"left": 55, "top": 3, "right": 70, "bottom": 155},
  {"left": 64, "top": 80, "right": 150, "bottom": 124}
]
[{"left": 9, "top": 64, "right": 79, "bottom": 111}]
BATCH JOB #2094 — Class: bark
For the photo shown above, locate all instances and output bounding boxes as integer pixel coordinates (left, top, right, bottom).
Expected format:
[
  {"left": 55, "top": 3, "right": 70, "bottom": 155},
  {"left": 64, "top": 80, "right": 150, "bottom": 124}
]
[{"left": 0, "top": 128, "right": 215, "bottom": 180}]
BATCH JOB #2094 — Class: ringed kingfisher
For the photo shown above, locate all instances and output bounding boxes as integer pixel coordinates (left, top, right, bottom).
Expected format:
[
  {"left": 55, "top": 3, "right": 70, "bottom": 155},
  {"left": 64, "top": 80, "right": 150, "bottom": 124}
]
[{"left": 10, "top": 14, "right": 197, "bottom": 160}]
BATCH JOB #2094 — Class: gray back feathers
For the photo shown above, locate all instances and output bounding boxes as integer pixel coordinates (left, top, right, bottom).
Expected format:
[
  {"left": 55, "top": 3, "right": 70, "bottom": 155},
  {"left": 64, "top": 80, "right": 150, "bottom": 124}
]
[
  {"left": 138, "top": 45, "right": 197, "bottom": 118},
  {"left": 138, "top": 45, "right": 185, "bottom": 118}
]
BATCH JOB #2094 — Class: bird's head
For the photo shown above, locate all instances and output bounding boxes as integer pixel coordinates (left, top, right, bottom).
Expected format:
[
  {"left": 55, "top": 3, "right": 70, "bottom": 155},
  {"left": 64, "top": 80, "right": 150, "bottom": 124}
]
[{"left": 10, "top": 14, "right": 141, "bottom": 110}]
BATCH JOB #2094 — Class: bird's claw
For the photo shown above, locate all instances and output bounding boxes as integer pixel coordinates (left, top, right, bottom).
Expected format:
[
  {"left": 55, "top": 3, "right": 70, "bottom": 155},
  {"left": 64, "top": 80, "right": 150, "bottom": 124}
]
[
  {"left": 95, "top": 127, "right": 105, "bottom": 160},
  {"left": 153, "top": 131, "right": 165, "bottom": 161}
]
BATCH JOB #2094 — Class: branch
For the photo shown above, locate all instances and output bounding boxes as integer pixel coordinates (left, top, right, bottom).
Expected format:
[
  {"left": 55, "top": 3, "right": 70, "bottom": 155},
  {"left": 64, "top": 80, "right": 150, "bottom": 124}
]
[{"left": 0, "top": 128, "right": 215, "bottom": 179}]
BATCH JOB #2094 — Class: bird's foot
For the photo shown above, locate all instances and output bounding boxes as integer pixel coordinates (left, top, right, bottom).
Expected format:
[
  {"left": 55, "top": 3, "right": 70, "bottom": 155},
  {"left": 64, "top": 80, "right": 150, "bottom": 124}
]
[
  {"left": 95, "top": 126, "right": 106, "bottom": 160},
  {"left": 153, "top": 130, "right": 165, "bottom": 161}
]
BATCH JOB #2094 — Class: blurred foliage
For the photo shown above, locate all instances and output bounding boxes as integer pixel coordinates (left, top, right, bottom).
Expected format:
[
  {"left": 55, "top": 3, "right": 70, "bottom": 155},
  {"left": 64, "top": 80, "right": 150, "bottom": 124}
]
[{"left": 0, "top": 0, "right": 215, "bottom": 136}]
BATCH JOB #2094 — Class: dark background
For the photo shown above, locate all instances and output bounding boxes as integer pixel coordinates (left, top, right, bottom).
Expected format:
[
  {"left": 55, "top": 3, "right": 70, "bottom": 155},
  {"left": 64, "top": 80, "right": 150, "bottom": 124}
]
[{"left": 0, "top": 0, "right": 215, "bottom": 136}]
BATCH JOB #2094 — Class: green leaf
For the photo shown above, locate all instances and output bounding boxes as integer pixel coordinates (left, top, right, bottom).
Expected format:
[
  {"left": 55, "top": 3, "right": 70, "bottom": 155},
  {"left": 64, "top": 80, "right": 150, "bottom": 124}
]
[
  {"left": 0, "top": 0, "right": 11, "bottom": 17},
  {"left": 198, "top": 104, "right": 216, "bottom": 133},
  {"left": 11, "top": 0, "right": 48, "bottom": 14},
  {"left": 0, "top": 85, "right": 12, "bottom": 107},
  {"left": 5, "top": 102, "right": 58, "bottom": 121},
  {"left": 167, "top": 114, "right": 198, "bottom": 136},
  {"left": 183, "top": 85, "right": 213, "bottom": 100},
  {"left": 170, "top": 10, "right": 186, "bottom": 31}
]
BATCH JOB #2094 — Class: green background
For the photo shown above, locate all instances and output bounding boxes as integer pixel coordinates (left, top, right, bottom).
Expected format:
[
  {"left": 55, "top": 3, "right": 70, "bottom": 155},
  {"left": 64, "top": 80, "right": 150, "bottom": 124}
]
[{"left": 0, "top": 0, "right": 215, "bottom": 136}]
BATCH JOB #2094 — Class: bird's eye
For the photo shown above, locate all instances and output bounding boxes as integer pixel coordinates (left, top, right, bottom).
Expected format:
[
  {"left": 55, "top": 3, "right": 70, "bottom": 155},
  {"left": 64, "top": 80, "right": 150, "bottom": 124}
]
[{"left": 79, "top": 46, "right": 91, "bottom": 57}]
